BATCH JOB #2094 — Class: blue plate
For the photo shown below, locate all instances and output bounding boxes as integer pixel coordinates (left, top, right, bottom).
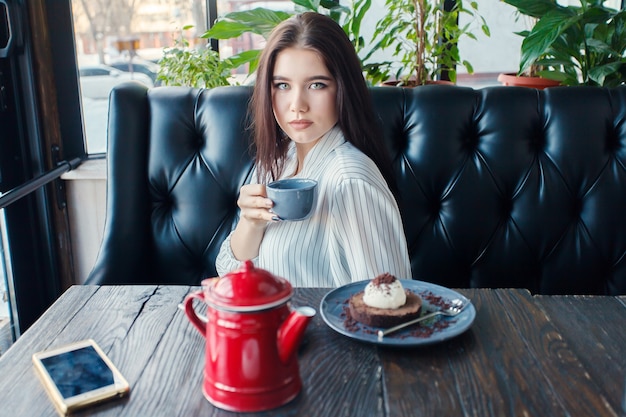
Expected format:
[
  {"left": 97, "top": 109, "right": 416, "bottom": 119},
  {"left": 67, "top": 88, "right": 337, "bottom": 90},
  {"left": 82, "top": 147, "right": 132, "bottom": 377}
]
[{"left": 320, "top": 280, "right": 476, "bottom": 347}]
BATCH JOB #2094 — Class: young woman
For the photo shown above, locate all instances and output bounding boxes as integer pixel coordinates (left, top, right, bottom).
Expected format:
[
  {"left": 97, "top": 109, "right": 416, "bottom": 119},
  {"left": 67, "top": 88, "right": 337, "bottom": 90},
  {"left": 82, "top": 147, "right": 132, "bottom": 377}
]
[{"left": 215, "top": 12, "right": 411, "bottom": 286}]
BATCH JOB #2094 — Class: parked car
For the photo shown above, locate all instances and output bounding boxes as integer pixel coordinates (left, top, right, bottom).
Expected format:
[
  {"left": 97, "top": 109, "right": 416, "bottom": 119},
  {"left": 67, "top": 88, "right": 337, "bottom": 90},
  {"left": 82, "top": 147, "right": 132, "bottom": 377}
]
[
  {"left": 108, "top": 59, "right": 160, "bottom": 84},
  {"left": 79, "top": 64, "right": 153, "bottom": 99}
]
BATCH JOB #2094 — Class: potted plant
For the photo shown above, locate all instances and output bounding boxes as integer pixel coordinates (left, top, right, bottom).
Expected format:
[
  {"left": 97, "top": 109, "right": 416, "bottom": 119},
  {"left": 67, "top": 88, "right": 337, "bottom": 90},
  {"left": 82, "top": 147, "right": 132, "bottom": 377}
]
[
  {"left": 157, "top": 25, "right": 235, "bottom": 88},
  {"left": 500, "top": 0, "right": 626, "bottom": 87},
  {"left": 363, "top": 0, "right": 490, "bottom": 86},
  {"left": 496, "top": 15, "right": 561, "bottom": 88},
  {"left": 201, "top": 0, "right": 371, "bottom": 78}
]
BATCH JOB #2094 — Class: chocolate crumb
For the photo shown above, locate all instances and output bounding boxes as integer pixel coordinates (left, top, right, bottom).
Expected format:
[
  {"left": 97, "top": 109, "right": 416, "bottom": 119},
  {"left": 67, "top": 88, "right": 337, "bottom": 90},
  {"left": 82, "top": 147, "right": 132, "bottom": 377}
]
[{"left": 372, "top": 273, "right": 396, "bottom": 286}]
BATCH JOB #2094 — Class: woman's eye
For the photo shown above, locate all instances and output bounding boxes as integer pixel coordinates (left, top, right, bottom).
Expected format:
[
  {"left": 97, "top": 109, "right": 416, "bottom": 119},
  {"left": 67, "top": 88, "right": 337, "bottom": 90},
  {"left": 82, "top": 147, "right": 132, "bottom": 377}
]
[
  {"left": 274, "top": 82, "right": 289, "bottom": 90},
  {"left": 310, "top": 82, "right": 326, "bottom": 90}
]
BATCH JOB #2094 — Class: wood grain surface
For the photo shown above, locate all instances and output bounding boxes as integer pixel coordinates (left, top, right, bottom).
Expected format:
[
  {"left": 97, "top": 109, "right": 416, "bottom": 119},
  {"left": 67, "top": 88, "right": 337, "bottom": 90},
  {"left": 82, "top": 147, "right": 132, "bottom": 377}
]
[{"left": 0, "top": 286, "right": 624, "bottom": 417}]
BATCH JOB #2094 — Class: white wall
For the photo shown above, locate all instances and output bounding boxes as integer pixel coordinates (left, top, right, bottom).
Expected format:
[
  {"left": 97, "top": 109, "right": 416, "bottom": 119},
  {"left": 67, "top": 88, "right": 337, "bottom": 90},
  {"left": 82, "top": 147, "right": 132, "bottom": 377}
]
[
  {"left": 62, "top": 160, "right": 107, "bottom": 284},
  {"left": 458, "top": 0, "right": 525, "bottom": 74}
]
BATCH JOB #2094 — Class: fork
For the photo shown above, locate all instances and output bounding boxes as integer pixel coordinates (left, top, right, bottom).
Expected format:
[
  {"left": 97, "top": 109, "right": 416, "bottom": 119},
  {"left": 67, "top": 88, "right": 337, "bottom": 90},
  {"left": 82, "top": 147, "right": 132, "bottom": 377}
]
[{"left": 377, "top": 298, "right": 469, "bottom": 341}]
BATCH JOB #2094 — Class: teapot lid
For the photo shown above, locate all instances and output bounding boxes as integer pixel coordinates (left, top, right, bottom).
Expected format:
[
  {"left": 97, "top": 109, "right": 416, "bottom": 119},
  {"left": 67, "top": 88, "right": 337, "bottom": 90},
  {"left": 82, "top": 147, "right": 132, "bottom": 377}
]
[{"left": 205, "top": 260, "right": 293, "bottom": 311}]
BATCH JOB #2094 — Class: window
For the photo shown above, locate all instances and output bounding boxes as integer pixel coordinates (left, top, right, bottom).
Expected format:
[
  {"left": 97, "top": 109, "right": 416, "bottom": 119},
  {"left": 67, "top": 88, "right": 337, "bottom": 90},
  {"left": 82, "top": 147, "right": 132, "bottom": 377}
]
[
  {"left": 70, "top": 0, "right": 296, "bottom": 153},
  {"left": 71, "top": 0, "right": 204, "bottom": 153}
]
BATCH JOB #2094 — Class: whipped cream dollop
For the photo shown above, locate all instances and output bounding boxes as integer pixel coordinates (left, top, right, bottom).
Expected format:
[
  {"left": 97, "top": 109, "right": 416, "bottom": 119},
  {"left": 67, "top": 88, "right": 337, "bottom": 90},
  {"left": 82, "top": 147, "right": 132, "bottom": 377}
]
[{"left": 362, "top": 273, "right": 406, "bottom": 309}]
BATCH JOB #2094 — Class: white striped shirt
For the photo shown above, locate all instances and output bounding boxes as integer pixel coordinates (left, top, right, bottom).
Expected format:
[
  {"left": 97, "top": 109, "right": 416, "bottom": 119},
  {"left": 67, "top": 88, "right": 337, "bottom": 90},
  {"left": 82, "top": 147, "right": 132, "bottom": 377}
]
[{"left": 215, "top": 125, "right": 412, "bottom": 287}]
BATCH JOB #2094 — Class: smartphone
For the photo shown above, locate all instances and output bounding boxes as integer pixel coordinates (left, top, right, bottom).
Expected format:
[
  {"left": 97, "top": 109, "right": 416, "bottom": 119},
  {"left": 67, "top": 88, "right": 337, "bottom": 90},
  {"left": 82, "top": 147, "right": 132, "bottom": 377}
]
[{"left": 32, "top": 339, "right": 130, "bottom": 416}]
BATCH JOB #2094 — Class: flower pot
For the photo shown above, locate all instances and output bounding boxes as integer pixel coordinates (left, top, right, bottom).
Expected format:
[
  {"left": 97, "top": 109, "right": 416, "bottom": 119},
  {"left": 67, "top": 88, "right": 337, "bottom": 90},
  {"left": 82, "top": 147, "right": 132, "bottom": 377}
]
[{"left": 497, "top": 73, "right": 560, "bottom": 89}]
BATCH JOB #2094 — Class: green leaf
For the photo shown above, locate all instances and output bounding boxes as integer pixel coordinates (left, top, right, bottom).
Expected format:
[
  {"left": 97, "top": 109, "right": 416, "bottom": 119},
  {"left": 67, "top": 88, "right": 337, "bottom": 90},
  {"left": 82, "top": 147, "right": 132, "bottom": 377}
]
[
  {"left": 227, "top": 49, "right": 262, "bottom": 69},
  {"left": 203, "top": 8, "right": 291, "bottom": 39},
  {"left": 589, "top": 61, "right": 626, "bottom": 84},
  {"left": 535, "top": 69, "right": 568, "bottom": 81},
  {"left": 293, "top": 0, "right": 318, "bottom": 11},
  {"left": 501, "top": 0, "right": 559, "bottom": 19},
  {"left": 320, "top": 0, "right": 339, "bottom": 9},
  {"left": 203, "top": 21, "right": 254, "bottom": 39},
  {"left": 224, "top": 8, "right": 291, "bottom": 26},
  {"left": 586, "top": 38, "right": 613, "bottom": 55},
  {"left": 351, "top": 0, "right": 371, "bottom": 40},
  {"left": 519, "top": 8, "right": 577, "bottom": 74}
]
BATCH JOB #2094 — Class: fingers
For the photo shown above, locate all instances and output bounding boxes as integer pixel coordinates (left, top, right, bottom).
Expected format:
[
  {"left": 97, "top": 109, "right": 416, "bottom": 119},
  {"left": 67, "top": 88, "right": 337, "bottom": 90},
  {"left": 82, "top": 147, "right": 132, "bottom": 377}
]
[
  {"left": 238, "top": 184, "right": 277, "bottom": 224},
  {"left": 238, "top": 184, "right": 272, "bottom": 209},
  {"left": 242, "top": 183, "right": 268, "bottom": 198}
]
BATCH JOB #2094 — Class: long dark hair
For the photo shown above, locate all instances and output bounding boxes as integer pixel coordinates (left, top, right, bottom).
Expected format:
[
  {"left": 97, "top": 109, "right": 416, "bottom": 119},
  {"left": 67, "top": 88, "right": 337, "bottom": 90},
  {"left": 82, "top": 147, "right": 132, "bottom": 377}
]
[{"left": 250, "top": 12, "right": 397, "bottom": 195}]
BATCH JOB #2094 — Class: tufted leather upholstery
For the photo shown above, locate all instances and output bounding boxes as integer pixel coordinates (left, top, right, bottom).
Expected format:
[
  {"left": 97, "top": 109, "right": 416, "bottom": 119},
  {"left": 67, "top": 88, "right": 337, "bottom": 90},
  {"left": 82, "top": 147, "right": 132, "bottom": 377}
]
[{"left": 86, "top": 82, "right": 626, "bottom": 295}]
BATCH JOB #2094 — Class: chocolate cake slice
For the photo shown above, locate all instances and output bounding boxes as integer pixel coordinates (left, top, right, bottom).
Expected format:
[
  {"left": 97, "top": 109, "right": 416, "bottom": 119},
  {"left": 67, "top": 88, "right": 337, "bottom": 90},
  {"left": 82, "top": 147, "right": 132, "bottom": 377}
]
[{"left": 349, "top": 290, "right": 422, "bottom": 328}]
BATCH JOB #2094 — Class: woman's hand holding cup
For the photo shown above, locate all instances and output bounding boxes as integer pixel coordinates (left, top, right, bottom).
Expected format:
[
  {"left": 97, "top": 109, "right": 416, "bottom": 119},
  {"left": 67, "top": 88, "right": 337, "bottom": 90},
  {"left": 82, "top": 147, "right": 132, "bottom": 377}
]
[{"left": 237, "top": 184, "right": 276, "bottom": 227}]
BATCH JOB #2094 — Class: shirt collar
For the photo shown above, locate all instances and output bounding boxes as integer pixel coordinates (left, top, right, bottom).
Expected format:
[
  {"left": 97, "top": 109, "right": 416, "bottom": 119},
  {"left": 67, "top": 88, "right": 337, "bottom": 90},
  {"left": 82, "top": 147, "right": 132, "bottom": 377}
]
[{"left": 297, "top": 124, "right": 345, "bottom": 177}]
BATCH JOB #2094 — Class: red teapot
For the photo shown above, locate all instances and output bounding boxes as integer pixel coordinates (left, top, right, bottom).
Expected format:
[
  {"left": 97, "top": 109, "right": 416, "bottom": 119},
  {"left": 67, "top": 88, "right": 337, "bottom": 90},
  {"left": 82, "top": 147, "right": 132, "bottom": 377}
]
[{"left": 184, "top": 260, "right": 315, "bottom": 412}]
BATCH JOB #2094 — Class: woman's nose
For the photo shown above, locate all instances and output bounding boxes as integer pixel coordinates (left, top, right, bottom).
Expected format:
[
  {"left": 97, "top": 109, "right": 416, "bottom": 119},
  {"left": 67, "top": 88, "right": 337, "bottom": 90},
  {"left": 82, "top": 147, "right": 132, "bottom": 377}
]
[{"left": 290, "top": 90, "right": 308, "bottom": 113}]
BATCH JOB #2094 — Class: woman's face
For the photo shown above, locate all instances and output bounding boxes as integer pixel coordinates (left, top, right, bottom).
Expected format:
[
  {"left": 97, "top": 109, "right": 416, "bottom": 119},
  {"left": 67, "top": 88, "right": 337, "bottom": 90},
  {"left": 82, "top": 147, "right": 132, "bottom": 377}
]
[{"left": 271, "top": 47, "right": 338, "bottom": 154}]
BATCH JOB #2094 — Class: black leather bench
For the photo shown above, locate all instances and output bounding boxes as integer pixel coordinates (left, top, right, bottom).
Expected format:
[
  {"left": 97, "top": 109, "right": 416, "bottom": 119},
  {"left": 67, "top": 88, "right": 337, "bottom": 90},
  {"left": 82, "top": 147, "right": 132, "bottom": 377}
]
[{"left": 87, "top": 83, "right": 626, "bottom": 295}]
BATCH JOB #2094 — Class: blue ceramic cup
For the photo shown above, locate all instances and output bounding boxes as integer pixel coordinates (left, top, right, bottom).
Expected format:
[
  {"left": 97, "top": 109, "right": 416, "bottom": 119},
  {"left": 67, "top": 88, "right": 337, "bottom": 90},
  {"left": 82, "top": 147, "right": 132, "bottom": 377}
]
[{"left": 266, "top": 178, "right": 318, "bottom": 221}]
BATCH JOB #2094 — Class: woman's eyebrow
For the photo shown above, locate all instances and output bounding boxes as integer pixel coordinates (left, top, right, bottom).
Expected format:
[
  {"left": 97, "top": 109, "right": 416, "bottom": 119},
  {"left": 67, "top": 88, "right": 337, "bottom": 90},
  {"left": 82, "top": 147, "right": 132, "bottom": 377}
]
[{"left": 272, "top": 75, "right": 334, "bottom": 82}]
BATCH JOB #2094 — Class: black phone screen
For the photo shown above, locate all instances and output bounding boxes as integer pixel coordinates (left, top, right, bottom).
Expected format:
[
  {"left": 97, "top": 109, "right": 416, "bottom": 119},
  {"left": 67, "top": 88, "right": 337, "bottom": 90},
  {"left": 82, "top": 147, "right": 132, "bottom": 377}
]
[{"left": 39, "top": 345, "right": 115, "bottom": 398}]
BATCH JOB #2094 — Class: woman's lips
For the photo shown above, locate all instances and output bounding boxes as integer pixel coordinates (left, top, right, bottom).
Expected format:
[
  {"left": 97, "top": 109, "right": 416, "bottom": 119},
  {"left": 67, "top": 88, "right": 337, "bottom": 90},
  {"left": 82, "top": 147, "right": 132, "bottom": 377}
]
[{"left": 289, "top": 120, "right": 313, "bottom": 130}]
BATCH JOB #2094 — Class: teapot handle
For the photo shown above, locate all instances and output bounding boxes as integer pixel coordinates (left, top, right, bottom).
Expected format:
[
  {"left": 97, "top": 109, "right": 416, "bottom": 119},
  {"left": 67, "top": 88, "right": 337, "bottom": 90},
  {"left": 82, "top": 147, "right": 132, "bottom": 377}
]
[{"left": 183, "top": 291, "right": 207, "bottom": 337}]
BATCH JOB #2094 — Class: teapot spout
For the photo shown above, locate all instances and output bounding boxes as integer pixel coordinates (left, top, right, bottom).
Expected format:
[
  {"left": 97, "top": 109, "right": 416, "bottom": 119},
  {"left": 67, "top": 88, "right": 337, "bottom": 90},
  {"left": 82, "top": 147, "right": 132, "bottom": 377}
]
[{"left": 277, "top": 306, "right": 316, "bottom": 364}]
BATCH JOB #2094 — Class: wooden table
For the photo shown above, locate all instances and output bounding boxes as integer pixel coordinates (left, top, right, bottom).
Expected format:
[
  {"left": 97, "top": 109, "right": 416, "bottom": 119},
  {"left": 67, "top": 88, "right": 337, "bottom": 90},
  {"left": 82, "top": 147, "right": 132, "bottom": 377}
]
[{"left": 0, "top": 286, "right": 625, "bottom": 417}]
